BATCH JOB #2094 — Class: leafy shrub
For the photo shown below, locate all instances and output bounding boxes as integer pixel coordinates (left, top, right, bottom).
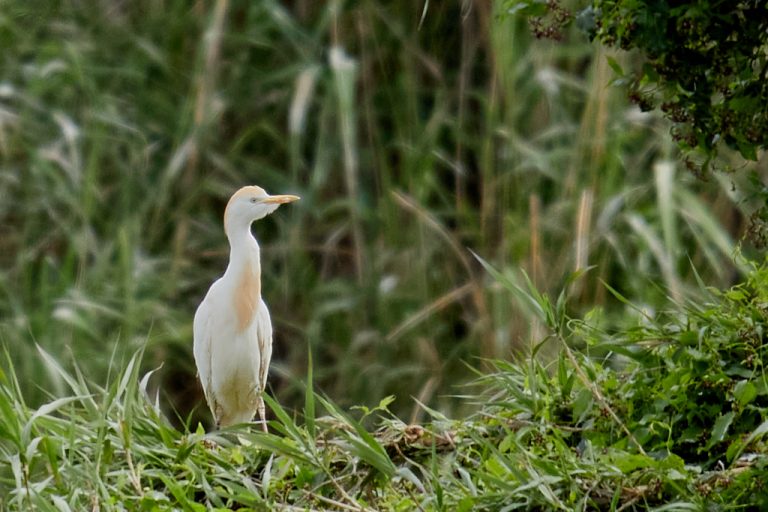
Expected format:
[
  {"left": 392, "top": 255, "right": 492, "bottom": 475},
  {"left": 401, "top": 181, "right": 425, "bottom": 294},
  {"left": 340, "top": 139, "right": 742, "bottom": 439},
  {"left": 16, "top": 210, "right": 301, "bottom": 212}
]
[
  {"left": 613, "top": 258, "right": 768, "bottom": 465},
  {"left": 589, "top": 1, "right": 768, "bottom": 164},
  {"left": 505, "top": 0, "right": 768, "bottom": 165},
  {"left": 514, "top": 257, "right": 768, "bottom": 468}
]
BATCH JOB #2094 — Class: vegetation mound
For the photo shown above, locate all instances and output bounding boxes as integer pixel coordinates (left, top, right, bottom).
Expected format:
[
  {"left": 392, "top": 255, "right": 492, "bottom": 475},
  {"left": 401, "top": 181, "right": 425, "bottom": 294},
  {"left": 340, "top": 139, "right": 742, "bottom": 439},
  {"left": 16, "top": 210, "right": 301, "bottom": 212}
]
[{"left": 2, "top": 259, "right": 767, "bottom": 510}]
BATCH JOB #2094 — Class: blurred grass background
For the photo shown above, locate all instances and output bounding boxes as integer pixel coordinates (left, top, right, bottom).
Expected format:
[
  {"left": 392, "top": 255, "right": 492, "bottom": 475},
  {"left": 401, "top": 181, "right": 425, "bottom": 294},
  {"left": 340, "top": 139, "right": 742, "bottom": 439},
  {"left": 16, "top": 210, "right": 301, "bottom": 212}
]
[{"left": 0, "top": 0, "right": 754, "bottom": 427}]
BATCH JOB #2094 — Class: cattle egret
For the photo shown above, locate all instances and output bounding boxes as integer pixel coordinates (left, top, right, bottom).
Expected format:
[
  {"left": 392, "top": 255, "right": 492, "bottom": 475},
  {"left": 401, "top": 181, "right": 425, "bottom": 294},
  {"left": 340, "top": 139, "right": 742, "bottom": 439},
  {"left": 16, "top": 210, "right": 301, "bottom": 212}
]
[{"left": 193, "top": 185, "right": 299, "bottom": 431}]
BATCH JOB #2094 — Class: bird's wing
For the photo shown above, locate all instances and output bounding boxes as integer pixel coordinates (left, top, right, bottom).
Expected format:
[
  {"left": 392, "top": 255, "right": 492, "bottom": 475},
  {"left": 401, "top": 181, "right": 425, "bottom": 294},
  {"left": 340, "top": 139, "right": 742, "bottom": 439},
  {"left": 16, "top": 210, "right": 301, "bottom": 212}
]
[
  {"left": 256, "top": 299, "right": 273, "bottom": 392},
  {"left": 193, "top": 295, "right": 217, "bottom": 413}
]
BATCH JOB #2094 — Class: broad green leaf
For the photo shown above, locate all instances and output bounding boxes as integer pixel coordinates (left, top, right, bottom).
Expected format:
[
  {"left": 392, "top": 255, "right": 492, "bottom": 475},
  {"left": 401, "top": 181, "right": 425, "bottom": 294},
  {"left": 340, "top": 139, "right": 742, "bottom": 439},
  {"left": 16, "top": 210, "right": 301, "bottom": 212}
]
[
  {"left": 609, "top": 452, "right": 656, "bottom": 473},
  {"left": 606, "top": 56, "right": 624, "bottom": 76},
  {"left": 733, "top": 381, "right": 757, "bottom": 406},
  {"left": 707, "top": 411, "right": 734, "bottom": 448}
]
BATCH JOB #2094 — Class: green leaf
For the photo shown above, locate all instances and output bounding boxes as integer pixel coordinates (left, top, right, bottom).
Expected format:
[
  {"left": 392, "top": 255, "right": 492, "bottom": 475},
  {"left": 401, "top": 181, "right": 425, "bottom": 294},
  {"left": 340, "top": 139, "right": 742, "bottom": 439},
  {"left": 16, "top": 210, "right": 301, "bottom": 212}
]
[
  {"left": 230, "top": 446, "right": 244, "bottom": 465},
  {"left": 729, "top": 419, "right": 768, "bottom": 462},
  {"left": 457, "top": 497, "right": 475, "bottom": 512},
  {"left": 557, "top": 355, "right": 574, "bottom": 396},
  {"left": 317, "top": 395, "right": 396, "bottom": 478},
  {"left": 22, "top": 396, "right": 90, "bottom": 443},
  {"left": 742, "top": 419, "right": 768, "bottom": 448},
  {"left": 606, "top": 56, "right": 624, "bottom": 76},
  {"left": 572, "top": 388, "right": 593, "bottom": 422},
  {"left": 471, "top": 251, "right": 550, "bottom": 324},
  {"left": 499, "top": 433, "right": 515, "bottom": 453},
  {"left": 609, "top": 452, "right": 656, "bottom": 473},
  {"left": 658, "top": 453, "right": 685, "bottom": 471},
  {"left": 678, "top": 330, "right": 697, "bottom": 345},
  {"left": 641, "top": 62, "right": 658, "bottom": 82},
  {"left": 733, "top": 381, "right": 757, "bottom": 406},
  {"left": 708, "top": 411, "right": 734, "bottom": 448},
  {"left": 507, "top": 0, "right": 548, "bottom": 17},
  {"left": 262, "top": 393, "right": 303, "bottom": 442},
  {"left": 304, "top": 348, "right": 315, "bottom": 440},
  {"left": 737, "top": 139, "right": 758, "bottom": 161}
]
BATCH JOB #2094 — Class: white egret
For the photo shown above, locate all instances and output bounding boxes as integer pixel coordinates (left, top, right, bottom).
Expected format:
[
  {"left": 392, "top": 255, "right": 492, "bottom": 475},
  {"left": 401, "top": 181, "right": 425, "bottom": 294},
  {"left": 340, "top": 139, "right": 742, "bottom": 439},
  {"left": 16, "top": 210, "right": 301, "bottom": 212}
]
[{"left": 193, "top": 185, "right": 299, "bottom": 431}]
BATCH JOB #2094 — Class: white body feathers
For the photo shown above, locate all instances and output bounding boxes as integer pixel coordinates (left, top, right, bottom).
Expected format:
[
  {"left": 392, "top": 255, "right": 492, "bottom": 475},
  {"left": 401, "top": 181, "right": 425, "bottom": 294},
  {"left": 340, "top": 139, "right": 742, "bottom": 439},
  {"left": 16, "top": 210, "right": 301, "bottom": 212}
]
[
  {"left": 193, "top": 243, "right": 272, "bottom": 427},
  {"left": 192, "top": 186, "right": 298, "bottom": 429}
]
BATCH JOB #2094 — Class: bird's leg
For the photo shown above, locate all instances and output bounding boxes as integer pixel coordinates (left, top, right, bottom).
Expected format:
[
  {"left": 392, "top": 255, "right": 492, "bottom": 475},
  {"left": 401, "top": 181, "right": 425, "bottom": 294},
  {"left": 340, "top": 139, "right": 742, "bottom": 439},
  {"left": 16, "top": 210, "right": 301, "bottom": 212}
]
[{"left": 257, "top": 396, "right": 268, "bottom": 433}]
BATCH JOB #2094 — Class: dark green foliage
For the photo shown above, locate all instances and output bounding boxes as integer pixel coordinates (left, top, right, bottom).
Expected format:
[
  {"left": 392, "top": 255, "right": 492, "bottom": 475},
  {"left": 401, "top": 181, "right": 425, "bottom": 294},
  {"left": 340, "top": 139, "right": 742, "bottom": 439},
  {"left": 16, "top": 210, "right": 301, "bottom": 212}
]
[
  {"left": 506, "top": 256, "right": 768, "bottom": 471},
  {"left": 615, "top": 262, "right": 768, "bottom": 465},
  {"left": 507, "top": 0, "right": 768, "bottom": 165},
  {"left": 589, "top": 1, "right": 768, "bottom": 165},
  {"left": 471, "top": 256, "right": 768, "bottom": 508}
]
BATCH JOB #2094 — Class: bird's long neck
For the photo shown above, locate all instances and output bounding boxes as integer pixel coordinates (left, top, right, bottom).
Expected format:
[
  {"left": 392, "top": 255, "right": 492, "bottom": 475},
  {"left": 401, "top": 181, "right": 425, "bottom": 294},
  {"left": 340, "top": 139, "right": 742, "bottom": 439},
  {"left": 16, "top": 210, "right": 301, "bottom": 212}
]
[
  {"left": 225, "top": 219, "right": 262, "bottom": 331},
  {"left": 226, "top": 227, "right": 261, "bottom": 272}
]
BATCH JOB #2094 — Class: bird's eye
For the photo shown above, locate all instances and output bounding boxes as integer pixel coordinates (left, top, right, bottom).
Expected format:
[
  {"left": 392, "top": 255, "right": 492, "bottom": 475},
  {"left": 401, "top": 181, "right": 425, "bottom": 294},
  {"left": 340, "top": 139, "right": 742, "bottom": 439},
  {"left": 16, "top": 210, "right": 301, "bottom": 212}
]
[{"left": 250, "top": 197, "right": 258, "bottom": 203}]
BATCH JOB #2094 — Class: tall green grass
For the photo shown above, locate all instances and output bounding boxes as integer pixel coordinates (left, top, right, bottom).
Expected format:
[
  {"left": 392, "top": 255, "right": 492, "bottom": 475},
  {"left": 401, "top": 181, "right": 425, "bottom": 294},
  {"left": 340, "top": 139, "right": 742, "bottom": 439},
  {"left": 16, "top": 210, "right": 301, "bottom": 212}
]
[{"left": 0, "top": 0, "right": 753, "bottom": 424}]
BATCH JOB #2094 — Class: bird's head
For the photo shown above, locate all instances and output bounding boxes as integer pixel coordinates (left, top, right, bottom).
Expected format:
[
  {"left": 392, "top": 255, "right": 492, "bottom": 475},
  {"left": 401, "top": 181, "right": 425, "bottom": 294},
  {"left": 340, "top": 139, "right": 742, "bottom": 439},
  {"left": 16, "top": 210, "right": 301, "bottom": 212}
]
[{"left": 224, "top": 185, "right": 299, "bottom": 237}]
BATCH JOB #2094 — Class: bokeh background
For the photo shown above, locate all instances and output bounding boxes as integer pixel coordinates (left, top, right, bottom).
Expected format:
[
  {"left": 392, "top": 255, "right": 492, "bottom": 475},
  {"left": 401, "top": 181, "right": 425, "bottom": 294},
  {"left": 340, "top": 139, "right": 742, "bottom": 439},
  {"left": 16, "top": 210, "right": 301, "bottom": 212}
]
[{"left": 0, "top": 0, "right": 755, "bottom": 427}]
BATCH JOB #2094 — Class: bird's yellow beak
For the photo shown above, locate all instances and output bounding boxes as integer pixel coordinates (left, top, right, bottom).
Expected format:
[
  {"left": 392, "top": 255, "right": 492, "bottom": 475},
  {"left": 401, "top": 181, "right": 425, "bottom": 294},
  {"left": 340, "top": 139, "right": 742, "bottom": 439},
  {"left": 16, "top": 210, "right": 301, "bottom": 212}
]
[{"left": 262, "top": 194, "right": 300, "bottom": 204}]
